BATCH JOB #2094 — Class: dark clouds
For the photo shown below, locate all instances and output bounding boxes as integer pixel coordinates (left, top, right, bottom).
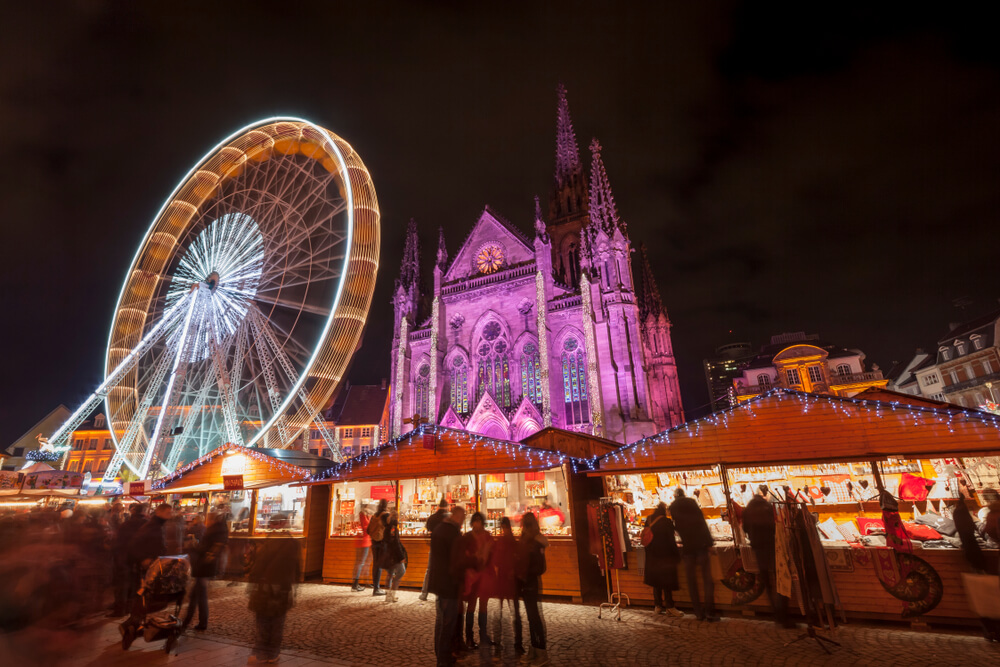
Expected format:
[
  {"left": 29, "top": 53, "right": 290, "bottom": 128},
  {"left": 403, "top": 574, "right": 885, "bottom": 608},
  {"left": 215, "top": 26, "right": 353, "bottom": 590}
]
[{"left": 2, "top": 2, "right": 999, "bottom": 445}]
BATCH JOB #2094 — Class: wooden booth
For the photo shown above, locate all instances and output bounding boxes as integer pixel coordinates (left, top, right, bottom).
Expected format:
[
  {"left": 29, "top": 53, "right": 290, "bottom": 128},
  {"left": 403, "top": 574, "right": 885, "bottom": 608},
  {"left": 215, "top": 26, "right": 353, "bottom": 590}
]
[
  {"left": 592, "top": 388, "right": 1000, "bottom": 626},
  {"left": 153, "top": 444, "right": 333, "bottom": 579},
  {"left": 311, "top": 426, "right": 614, "bottom": 601}
]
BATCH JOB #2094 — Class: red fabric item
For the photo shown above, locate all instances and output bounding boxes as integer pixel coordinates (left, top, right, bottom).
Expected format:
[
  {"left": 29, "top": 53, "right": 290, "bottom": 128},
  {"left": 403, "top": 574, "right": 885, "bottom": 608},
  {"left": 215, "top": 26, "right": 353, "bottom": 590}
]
[
  {"left": 883, "top": 510, "right": 913, "bottom": 554},
  {"left": 856, "top": 517, "right": 885, "bottom": 535},
  {"left": 903, "top": 521, "right": 942, "bottom": 541},
  {"left": 358, "top": 512, "right": 372, "bottom": 548},
  {"left": 483, "top": 534, "right": 518, "bottom": 600},
  {"left": 898, "top": 472, "right": 935, "bottom": 501}
]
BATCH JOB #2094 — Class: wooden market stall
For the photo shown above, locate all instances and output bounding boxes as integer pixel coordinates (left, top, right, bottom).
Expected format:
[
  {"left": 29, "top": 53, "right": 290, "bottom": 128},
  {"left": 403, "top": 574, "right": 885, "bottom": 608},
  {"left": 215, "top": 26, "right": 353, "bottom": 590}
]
[
  {"left": 152, "top": 444, "right": 333, "bottom": 579},
  {"left": 311, "top": 426, "right": 612, "bottom": 600},
  {"left": 592, "top": 388, "right": 1000, "bottom": 625}
]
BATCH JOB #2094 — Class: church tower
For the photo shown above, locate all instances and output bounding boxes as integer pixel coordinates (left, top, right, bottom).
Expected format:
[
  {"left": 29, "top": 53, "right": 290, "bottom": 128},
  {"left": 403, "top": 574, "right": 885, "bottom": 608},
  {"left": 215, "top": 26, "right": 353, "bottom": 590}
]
[
  {"left": 547, "top": 85, "right": 589, "bottom": 287},
  {"left": 638, "top": 243, "right": 684, "bottom": 429},
  {"left": 390, "top": 219, "right": 421, "bottom": 436}
]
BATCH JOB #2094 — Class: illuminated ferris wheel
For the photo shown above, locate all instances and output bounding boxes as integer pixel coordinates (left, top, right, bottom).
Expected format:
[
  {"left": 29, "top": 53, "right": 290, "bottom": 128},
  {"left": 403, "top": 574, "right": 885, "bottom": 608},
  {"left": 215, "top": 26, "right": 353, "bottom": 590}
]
[{"left": 48, "top": 118, "right": 380, "bottom": 482}]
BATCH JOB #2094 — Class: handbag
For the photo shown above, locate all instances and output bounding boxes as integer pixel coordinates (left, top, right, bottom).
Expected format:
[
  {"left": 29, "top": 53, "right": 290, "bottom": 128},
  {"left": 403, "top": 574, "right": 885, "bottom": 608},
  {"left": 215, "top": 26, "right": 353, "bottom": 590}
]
[{"left": 640, "top": 515, "right": 662, "bottom": 547}]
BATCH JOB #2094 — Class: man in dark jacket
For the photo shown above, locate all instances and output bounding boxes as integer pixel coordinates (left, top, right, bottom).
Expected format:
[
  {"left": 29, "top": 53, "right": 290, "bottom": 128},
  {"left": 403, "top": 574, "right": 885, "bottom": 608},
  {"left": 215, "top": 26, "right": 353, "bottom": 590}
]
[
  {"left": 111, "top": 503, "right": 147, "bottom": 616},
  {"left": 182, "top": 511, "right": 229, "bottom": 631},
  {"left": 419, "top": 499, "right": 450, "bottom": 601},
  {"left": 430, "top": 505, "right": 466, "bottom": 667},
  {"left": 742, "top": 486, "right": 789, "bottom": 625},
  {"left": 129, "top": 503, "right": 172, "bottom": 572},
  {"left": 247, "top": 515, "right": 301, "bottom": 662},
  {"left": 670, "top": 488, "right": 717, "bottom": 621}
]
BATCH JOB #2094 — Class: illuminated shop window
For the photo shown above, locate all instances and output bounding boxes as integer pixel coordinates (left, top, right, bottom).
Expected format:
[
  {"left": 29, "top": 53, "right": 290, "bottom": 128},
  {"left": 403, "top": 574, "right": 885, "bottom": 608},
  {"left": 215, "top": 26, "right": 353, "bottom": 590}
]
[{"left": 330, "top": 479, "right": 397, "bottom": 536}]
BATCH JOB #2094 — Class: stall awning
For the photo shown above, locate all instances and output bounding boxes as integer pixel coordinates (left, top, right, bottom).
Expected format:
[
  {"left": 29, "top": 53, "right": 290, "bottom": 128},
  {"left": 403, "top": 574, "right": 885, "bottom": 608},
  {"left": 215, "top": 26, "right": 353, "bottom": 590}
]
[
  {"left": 153, "top": 444, "right": 332, "bottom": 493},
  {"left": 596, "top": 389, "right": 1000, "bottom": 474},
  {"left": 307, "top": 426, "right": 592, "bottom": 483}
]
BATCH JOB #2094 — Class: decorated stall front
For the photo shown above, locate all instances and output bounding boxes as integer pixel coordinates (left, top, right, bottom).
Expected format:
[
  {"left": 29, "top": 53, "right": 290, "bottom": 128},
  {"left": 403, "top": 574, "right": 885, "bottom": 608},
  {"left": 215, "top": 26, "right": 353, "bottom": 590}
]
[
  {"left": 594, "top": 389, "right": 1000, "bottom": 625},
  {"left": 152, "top": 444, "right": 333, "bottom": 578},
  {"left": 312, "top": 426, "right": 609, "bottom": 600}
]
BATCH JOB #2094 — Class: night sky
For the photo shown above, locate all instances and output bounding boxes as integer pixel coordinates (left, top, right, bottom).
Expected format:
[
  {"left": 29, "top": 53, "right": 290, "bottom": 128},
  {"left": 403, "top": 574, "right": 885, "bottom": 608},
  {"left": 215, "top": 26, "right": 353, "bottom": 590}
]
[{"left": 3, "top": 2, "right": 999, "bottom": 446}]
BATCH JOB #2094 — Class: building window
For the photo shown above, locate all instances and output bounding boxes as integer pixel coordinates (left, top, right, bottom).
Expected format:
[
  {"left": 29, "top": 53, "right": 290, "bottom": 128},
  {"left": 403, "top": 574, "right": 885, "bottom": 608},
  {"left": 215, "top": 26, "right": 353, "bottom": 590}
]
[
  {"left": 361, "top": 427, "right": 372, "bottom": 438},
  {"left": 520, "top": 342, "right": 543, "bottom": 408},
  {"left": 921, "top": 373, "right": 940, "bottom": 386},
  {"left": 807, "top": 366, "right": 824, "bottom": 384},
  {"left": 940, "top": 347, "right": 951, "bottom": 361},
  {"left": 561, "top": 338, "right": 589, "bottom": 424},
  {"left": 98, "top": 459, "right": 108, "bottom": 473},
  {"left": 414, "top": 363, "right": 431, "bottom": 421},
  {"left": 83, "top": 461, "right": 93, "bottom": 473},
  {"left": 74, "top": 439, "right": 84, "bottom": 450},
  {"left": 88, "top": 439, "right": 98, "bottom": 450},
  {"left": 12, "top": 447, "right": 24, "bottom": 457},
  {"left": 449, "top": 356, "right": 470, "bottom": 415},
  {"left": 972, "top": 336, "right": 984, "bottom": 351},
  {"left": 785, "top": 368, "right": 801, "bottom": 386},
  {"left": 756, "top": 374, "right": 771, "bottom": 390},
  {"left": 342, "top": 427, "right": 354, "bottom": 439},
  {"left": 476, "top": 321, "right": 512, "bottom": 408},
  {"left": 948, "top": 370, "right": 959, "bottom": 385},
  {"left": 361, "top": 445, "right": 371, "bottom": 455},
  {"left": 984, "top": 359, "right": 994, "bottom": 375},
  {"left": 835, "top": 364, "right": 851, "bottom": 377},
  {"left": 102, "top": 438, "right": 111, "bottom": 450},
  {"left": 68, "top": 461, "right": 80, "bottom": 472},
  {"left": 956, "top": 341, "right": 967, "bottom": 356}
]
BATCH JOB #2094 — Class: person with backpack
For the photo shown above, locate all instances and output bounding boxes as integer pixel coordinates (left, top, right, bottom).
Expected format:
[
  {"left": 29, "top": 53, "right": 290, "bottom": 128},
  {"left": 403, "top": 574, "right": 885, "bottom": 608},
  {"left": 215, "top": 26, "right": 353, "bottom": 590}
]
[
  {"left": 642, "top": 502, "right": 682, "bottom": 617},
  {"left": 516, "top": 511, "right": 548, "bottom": 665},
  {"left": 419, "top": 499, "right": 450, "bottom": 601},
  {"left": 670, "top": 488, "right": 717, "bottom": 622},
  {"left": 367, "top": 499, "right": 388, "bottom": 596},
  {"left": 380, "top": 511, "right": 408, "bottom": 603}
]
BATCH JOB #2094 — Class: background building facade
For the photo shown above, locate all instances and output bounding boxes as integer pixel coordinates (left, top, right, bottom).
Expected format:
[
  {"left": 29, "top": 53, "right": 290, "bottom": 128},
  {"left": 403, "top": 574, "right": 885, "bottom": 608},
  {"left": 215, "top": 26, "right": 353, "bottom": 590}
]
[{"left": 703, "top": 342, "right": 754, "bottom": 411}]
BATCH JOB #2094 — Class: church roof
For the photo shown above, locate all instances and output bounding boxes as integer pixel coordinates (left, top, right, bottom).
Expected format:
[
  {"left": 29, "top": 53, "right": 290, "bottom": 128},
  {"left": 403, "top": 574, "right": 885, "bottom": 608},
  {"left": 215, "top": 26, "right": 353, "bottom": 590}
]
[
  {"left": 442, "top": 206, "right": 535, "bottom": 283},
  {"left": 328, "top": 384, "right": 390, "bottom": 427}
]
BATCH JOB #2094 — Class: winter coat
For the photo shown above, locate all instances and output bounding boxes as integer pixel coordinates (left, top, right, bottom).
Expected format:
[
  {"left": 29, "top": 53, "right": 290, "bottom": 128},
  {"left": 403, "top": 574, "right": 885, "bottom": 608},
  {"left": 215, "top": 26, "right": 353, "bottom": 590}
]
[
  {"left": 516, "top": 533, "right": 548, "bottom": 589},
  {"left": 484, "top": 534, "right": 518, "bottom": 601},
  {"left": 129, "top": 516, "right": 167, "bottom": 568},
  {"left": 669, "top": 496, "right": 713, "bottom": 555},
  {"left": 459, "top": 529, "right": 493, "bottom": 601},
  {"left": 428, "top": 520, "right": 463, "bottom": 599},
  {"left": 425, "top": 508, "right": 448, "bottom": 534},
  {"left": 115, "top": 513, "right": 146, "bottom": 559},
  {"left": 358, "top": 513, "right": 372, "bottom": 548},
  {"left": 642, "top": 515, "right": 679, "bottom": 591},
  {"left": 742, "top": 495, "right": 776, "bottom": 560},
  {"left": 379, "top": 519, "right": 408, "bottom": 570},
  {"left": 247, "top": 535, "right": 301, "bottom": 617},
  {"left": 191, "top": 521, "right": 229, "bottom": 578}
]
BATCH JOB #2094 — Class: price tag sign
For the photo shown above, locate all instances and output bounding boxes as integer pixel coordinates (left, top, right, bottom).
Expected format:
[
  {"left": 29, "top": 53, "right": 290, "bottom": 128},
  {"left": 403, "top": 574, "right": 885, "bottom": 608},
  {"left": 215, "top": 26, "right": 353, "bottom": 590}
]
[
  {"left": 128, "top": 481, "right": 146, "bottom": 496},
  {"left": 223, "top": 475, "right": 244, "bottom": 490}
]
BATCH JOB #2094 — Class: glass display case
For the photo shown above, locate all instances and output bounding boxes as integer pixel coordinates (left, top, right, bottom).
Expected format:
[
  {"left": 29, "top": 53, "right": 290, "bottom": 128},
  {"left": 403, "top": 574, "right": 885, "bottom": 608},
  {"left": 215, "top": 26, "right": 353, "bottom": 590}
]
[
  {"left": 330, "top": 479, "right": 397, "bottom": 536},
  {"left": 477, "top": 467, "right": 571, "bottom": 536},
  {"left": 398, "top": 474, "right": 476, "bottom": 534},
  {"left": 255, "top": 483, "right": 307, "bottom": 534}
]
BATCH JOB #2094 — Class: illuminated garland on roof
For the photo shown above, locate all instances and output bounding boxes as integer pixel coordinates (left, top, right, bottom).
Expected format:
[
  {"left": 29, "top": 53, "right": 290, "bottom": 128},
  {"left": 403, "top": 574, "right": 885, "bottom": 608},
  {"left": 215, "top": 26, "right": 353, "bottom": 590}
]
[
  {"left": 598, "top": 388, "right": 1000, "bottom": 467},
  {"left": 150, "top": 443, "right": 311, "bottom": 490},
  {"left": 308, "top": 424, "right": 598, "bottom": 481}
]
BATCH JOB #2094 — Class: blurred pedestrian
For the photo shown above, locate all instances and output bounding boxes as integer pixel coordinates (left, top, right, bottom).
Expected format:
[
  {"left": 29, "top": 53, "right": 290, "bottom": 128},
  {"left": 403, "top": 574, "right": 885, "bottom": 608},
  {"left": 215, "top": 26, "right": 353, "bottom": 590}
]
[
  {"left": 460, "top": 511, "right": 493, "bottom": 649},
  {"left": 671, "top": 488, "right": 717, "bottom": 622},
  {"left": 247, "top": 514, "right": 301, "bottom": 663},
  {"left": 352, "top": 503, "right": 372, "bottom": 592},
  {"left": 516, "top": 511, "right": 548, "bottom": 665},
  {"left": 182, "top": 511, "right": 229, "bottom": 631},
  {"left": 112, "top": 503, "right": 147, "bottom": 616},
  {"left": 380, "top": 511, "right": 408, "bottom": 602},
  {"left": 742, "top": 486, "right": 790, "bottom": 626},
  {"left": 430, "top": 505, "right": 466, "bottom": 667},
  {"left": 164, "top": 501, "right": 185, "bottom": 555},
  {"left": 643, "top": 502, "right": 682, "bottom": 617},
  {"left": 486, "top": 516, "right": 518, "bottom": 655},
  {"left": 368, "top": 499, "right": 388, "bottom": 596},
  {"left": 419, "top": 499, "right": 450, "bottom": 601}
]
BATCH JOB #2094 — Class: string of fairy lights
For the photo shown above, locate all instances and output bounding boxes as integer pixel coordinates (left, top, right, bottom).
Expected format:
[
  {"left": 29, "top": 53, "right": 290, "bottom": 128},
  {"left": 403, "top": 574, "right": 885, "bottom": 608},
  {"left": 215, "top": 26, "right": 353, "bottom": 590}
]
[{"left": 150, "top": 443, "right": 310, "bottom": 491}]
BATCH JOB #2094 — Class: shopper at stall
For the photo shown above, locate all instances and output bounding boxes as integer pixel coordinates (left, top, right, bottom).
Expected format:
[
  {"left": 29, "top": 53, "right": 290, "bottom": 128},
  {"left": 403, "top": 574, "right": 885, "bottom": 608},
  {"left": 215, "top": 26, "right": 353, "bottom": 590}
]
[
  {"left": 352, "top": 503, "right": 373, "bottom": 592},
  {"left": 643, "top": 502, "right": 683, "bottom": 617},
  {"left": 430, "top": 505, "right": 467, "bottom": 667},
  {"left": 486, "top": 516, "right": 519, "bottom": 655},
  {"left": 460, "top": 511, "right": 494, "bottom": 649},
  {"left": 670, "top": 488, "right": 717, "bottom": 622},
  {"left": 111, "top": 503, "right": 146, "bottom": 617},
  {"left": 381, "top": 511, "right": 408, "bottom": 603},
  {"left": 182, "top": 510, "right": 229, "bottom": 632},
  {"left": 742, "top": 485, "right": 790, "bottom": 626},
  {"left": 516, "top": 511, "right": 548, "bottom": 665},
  {"left": 247, "top": 514, "right": 301, "bottom": 663},
  {"left": 368, "top": 499, "right": 389, "bottom": 596},
  {"left": 419, "top": 499, "right": 450, "bottom": 601}
]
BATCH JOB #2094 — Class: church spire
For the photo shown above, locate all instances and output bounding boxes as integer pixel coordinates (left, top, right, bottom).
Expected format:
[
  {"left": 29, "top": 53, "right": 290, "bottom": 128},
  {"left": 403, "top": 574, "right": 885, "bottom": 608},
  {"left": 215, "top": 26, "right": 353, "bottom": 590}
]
[
  {"left": 554, "top": 84, "right": 582, "bottom": 188},
  {"left": 436, "top": 226, "right": 448, "bottom": 269},
  {"left": 638, "top": 242, "right": 667, "bottom": 320},
  {"left": 533, "top": 195, "right": 548, "bottom": 241},
  {"left": 587, "top": 138, "right": 624, "bottom": 235},
  {"left": 397, "top": 218, "right": 420, "bottom": 291}
]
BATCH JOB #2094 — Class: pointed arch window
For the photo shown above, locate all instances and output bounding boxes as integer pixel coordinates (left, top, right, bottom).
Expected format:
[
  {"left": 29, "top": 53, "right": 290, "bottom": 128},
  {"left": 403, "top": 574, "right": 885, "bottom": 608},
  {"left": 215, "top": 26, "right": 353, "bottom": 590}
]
[
  {"left": 520, "top": 342, "right": 543, "bottom": 408},
  {"left": 561, "top": 338, "right": 589, "bottom": 424},
  {"left": 449, "top": 356, "right": 470, "bottom": 415},
  {"left": 475, "top": 321, "right": 512, "bottom": 408},
  {"left": 413, "top": 363, "right": 431, "bottom": 421}
]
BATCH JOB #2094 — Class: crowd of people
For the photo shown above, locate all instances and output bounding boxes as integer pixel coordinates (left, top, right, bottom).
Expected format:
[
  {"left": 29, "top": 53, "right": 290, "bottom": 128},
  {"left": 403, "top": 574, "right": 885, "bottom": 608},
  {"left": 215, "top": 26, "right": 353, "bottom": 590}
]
[{"left": 352, "top": 500, "right": 551, "bottom": 666}]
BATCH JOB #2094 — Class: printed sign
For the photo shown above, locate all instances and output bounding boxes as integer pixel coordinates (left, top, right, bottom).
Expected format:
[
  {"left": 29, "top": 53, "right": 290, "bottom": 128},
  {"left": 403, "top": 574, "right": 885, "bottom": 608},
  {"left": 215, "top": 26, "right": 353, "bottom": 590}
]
[
  {"left": 370, "top": 484, "right": 395, "bottom": 500},
  {"left": 422, "top": 433, "right": 436, "bottom": 451},
  {"left": 22, "top": 470, "right": 83, "bottom": 491},
  {"left": 128, "top": 481, "right": 147, "bottom": 495},
  {"left": 223, "top": 474, "right": 244, "bottom": 490},
  {"left": 0, "top": 471, "right": 23, "bottom": 491},
  {"left": 340, "top": 499, "right": 356, "bottom": 516}
]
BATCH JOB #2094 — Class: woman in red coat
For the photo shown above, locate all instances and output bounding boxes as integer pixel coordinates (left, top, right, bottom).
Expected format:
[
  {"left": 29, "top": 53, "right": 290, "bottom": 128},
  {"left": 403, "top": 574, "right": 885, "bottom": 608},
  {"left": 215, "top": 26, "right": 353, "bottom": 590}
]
[{"left": 459, "top": 511, "right": 493, "bottom": 649}]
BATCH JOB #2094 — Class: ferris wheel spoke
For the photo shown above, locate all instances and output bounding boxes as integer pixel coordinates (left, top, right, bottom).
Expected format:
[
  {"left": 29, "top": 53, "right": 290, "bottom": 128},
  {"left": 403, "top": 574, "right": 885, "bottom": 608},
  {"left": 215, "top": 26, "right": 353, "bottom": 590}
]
[
  {"left": 247, "top": 307, "right": 292, "bottom": 445},
  {"left": 206, "top": 300, "right": 245, "bottom": 446}
]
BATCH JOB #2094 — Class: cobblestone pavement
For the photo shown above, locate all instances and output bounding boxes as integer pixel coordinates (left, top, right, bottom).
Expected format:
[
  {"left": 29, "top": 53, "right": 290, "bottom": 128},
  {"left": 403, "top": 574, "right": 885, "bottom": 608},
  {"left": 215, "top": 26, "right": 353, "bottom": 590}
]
[{"left": 187, "top": 582, "right": 999, "bottom": 667}]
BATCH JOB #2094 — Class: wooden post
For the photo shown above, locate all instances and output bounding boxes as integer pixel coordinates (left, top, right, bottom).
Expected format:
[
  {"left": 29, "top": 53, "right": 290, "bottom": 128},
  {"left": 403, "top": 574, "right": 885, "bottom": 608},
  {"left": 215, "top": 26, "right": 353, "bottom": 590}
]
[
  {"left": 249, "top": 488, "right": 259, "bottom": 536},
  {"left": 870, "top": 460, "right": 886, "bottom": 493},
  {"left": 474, "top": 473, "right": 481, "bottom": 514}
]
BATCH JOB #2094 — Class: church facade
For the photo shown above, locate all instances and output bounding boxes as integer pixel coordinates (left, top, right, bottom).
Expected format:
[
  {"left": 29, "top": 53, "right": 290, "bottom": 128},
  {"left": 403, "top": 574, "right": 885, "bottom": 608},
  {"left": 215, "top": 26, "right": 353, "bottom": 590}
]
[{"left": 390, "top": 87, "right": 684, "bottom": 444}]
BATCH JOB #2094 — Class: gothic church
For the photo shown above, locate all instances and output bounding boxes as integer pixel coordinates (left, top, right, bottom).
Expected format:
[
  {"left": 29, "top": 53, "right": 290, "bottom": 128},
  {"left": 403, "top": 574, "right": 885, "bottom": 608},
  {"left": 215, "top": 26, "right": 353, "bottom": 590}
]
[{"left": 390, "top": 87, "right": 684, "bottom": 444}]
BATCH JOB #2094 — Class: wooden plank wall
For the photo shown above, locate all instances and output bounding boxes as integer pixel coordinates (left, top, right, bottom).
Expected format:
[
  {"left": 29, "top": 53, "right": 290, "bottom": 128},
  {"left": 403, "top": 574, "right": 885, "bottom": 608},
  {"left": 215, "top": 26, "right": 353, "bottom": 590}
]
[
  {"left": 302, "top": 486, "right": 330, "bottom": 578},
  {"left": 323, "top": 536, "right": 582, "bottom": 599}
]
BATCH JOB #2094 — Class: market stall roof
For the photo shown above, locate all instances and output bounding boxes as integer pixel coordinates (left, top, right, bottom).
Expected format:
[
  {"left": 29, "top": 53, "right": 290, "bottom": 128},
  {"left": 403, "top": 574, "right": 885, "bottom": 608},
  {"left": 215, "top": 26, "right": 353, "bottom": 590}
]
[
  {"left": 307, "top": 426, "right": 593, "bottom": 483},
  {"left": 521, "top": 427, "right": 620, "bottom": 460},
  {"left": 597, "top": 389, "right": 1000, "bottom": 474},
  {"left": 152, "top": 444, "right": 332, "bottom": 494}
]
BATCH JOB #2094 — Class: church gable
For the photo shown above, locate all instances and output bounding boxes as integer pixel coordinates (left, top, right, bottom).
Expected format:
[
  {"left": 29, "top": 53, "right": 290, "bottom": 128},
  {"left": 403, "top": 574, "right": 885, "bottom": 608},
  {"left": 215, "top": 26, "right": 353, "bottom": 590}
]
[
  {"left": 465, "top": 391, "right": 512, "bottom": 440},
  {"left": 443, "top": 208, "right": 535, "bottom": 282},
  {"left": 439, "top": 404, "right": 465, "bottom": 430},
  {"left": 510, "top": 396, "right": 544, "bottom": 440}
]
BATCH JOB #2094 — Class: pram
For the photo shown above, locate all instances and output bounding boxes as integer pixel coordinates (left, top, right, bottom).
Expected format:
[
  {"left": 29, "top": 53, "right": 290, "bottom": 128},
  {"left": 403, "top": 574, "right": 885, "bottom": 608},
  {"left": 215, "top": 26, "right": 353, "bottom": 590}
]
[{"left": 120, "top": 555, "right": 191, "bottom": 653}]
